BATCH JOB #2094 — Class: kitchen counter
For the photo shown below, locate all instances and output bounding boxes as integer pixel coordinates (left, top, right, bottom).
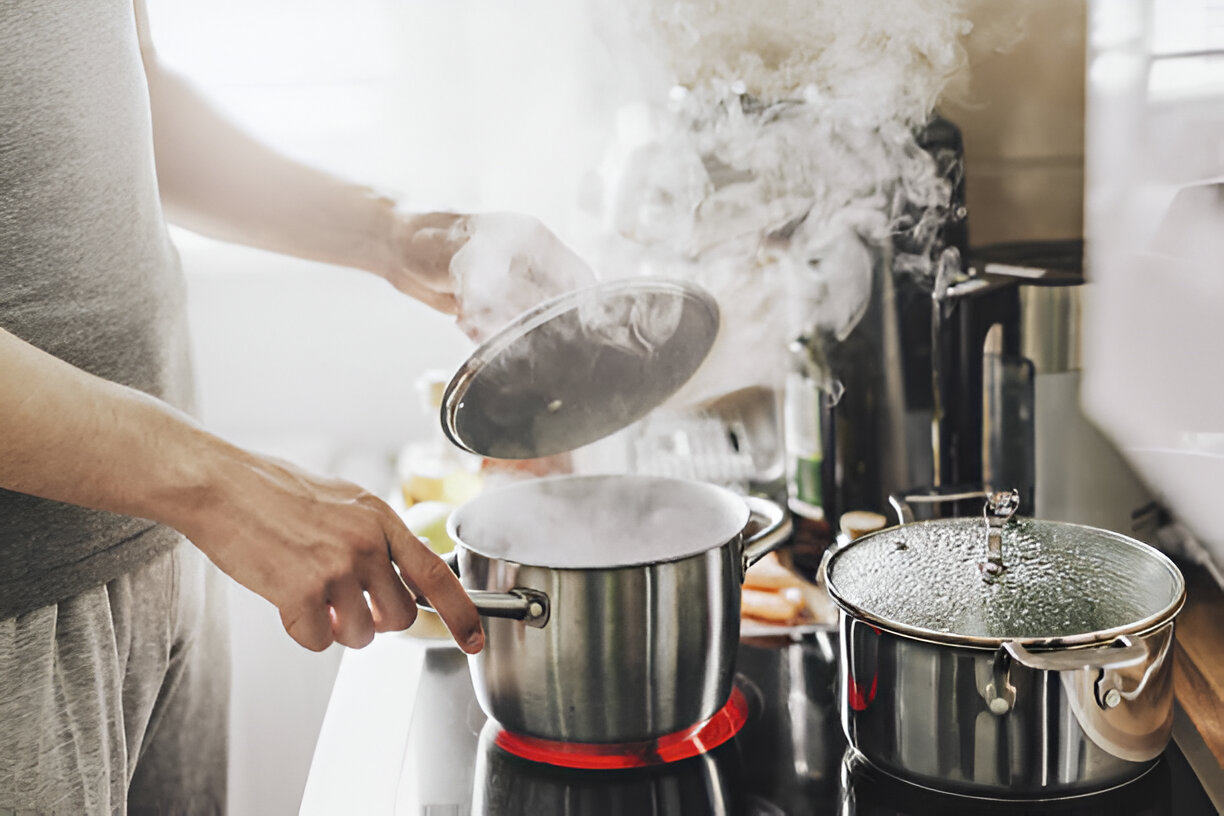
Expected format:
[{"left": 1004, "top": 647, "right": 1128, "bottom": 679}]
[{"left": 302, "top": 623, "right": 1218, "bottom": 815}]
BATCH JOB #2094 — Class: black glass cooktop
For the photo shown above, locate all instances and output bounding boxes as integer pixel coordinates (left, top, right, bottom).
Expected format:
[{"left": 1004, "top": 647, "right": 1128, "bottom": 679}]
[{"left": 388, "top": 636, "right": 1217, "bottom": 815}]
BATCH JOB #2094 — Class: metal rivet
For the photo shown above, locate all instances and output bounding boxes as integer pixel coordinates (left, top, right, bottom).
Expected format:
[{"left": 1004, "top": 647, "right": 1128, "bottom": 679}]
[
  {"left": 988, "top": 697, "right": 1010, "bottom": 716},
  {"left": 1104, "top": 688, "right": 1122, "bottom": 709},
  {"left": 529, "top": 602, "right": 545, "bottom": 618}
]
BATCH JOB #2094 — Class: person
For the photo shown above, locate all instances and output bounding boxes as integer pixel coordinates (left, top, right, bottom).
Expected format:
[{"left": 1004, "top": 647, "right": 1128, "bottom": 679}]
[{"left": 0, "top": 1, "right": 591, "bottom": 812}]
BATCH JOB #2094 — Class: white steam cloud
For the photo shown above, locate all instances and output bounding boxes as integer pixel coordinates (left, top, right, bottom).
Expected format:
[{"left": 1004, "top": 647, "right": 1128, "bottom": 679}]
[{"left": 589, "top": 0, "right": 983, "bottom": 406}]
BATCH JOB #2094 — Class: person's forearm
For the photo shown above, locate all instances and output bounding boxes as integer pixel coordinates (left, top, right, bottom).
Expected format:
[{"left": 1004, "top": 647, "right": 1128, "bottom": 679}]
[
  {"left": 0, "top": 326, "right": 485, "bottom": 652},
  {"left": 133, "top": 0, "right": 397, "bottom": 277},
  {"left": 143, "top": 61, "right": 397, "bottom": 277},
  {"left": 0, "top": 327, "right": 227, "bottom": 531}
]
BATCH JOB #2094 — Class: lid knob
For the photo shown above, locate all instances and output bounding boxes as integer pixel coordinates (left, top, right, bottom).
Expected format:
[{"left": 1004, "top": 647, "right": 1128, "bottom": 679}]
[{"left": 981, "top": 490, "right": 1020, "bottom": 583}]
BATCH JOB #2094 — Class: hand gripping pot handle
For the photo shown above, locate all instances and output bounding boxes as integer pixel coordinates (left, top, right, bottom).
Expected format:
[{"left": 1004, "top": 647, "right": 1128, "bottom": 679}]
[
  {"left": 741, "top": 496, "right": 793, "bottom": 574},
  {"left": 415, "top": 551, "right": 551, "bottom": 628}
]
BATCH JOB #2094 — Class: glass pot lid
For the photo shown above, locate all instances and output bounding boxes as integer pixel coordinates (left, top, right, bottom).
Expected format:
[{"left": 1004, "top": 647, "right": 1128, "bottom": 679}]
[
  {"left": 824, "top": 496, "right": 1186, "bottom": 647},
  {"left": 442, "top": 278, "right": 720, "bottom": 460}
]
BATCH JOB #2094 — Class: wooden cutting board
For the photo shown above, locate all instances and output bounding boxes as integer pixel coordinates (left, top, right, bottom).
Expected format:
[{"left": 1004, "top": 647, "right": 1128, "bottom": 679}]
[{"left": 1173, "top": 558, "right": 1224, "bottom": 767}]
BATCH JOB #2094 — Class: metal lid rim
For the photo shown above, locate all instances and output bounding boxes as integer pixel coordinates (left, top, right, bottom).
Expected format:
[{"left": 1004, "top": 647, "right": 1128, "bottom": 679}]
[
  {"left": 440, "top": 277, "right": 720, "bottom": 459},
  {"left": 824, "top": 517, "right": 1188, "bottom": 649}
]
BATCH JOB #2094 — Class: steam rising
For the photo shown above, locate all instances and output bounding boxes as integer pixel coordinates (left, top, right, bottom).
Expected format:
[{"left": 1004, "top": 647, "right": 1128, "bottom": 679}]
[
  {"left": 591, "top": 0, "right": 981, "bottom": 404},
  {"left": 450, "top": 474, "right": 749, "bottom": 568},
  {"left": 450, "top": 212, "right": 598, "bottom": 342}
]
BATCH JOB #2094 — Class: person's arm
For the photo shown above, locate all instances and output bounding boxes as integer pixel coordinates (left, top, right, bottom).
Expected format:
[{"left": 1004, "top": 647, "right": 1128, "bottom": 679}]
[
  {"left": 133, "top": 0, "right": 463, "bottom": 312},
  {"left": 0, "top": 327, "right": 484, "bottom": 653},
  {"left": 132, "top": 2, "right": 597, "bottom": 335}
]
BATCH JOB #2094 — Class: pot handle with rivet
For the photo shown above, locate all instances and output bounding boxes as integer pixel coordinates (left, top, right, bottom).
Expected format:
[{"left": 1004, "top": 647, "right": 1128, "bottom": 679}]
[
  {"left": 984, "top": 646, "right": 1018, "bottom": 715},
  {"left": 1003, "top": 638, "right": 1149, "bottom": 673},
  {"left": 988, "top": 638, "right": 1152, "bottom": 714},
  {"left": 414, "top": 551, "right": 551, "bottom": 628},
  {"left": 741, "top": 496, "right": 794, "bottom": 572}
]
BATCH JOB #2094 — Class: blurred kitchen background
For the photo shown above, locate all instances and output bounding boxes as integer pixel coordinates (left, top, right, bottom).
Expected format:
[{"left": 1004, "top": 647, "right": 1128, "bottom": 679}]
[{"left": 144, "top": 0, "right": 1222, "bottom": 813}]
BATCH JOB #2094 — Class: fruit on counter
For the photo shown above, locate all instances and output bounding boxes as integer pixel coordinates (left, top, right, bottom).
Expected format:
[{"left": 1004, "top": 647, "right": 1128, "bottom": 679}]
[
  {"left": 400, "top": 465, "right": 482, "bottom": 507},
  {"left": 398, "top": 369, "right": 485, "bottom": 507},
  {"left": 400, "top": 500, "right": 457, "bottom": 554}
]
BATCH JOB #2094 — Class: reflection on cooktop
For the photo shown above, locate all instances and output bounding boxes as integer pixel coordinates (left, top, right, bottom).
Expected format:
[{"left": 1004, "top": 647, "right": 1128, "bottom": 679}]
[{"left": 391, "top": 638, "right": 1217, "bottom": 815}]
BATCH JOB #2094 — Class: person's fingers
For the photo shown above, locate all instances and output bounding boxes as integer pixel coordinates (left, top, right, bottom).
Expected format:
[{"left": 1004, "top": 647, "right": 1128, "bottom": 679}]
[
  {"left": 280, "top": 599, "right": 334, "bottom": 653},
  {"left": 363, "top": 558, "right": 418, "bottom": 634},
  {"left": 326, "top": 577, "right": 377, "bottom": 649},
  {"left": 384, "top": 517, "right": 484, "bottom": 654}
]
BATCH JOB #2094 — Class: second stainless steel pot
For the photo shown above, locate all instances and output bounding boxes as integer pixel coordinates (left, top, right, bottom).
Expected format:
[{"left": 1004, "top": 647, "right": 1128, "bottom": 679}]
[
  {"left": 429, "top": 474, "right": 790, "bottom": 744},
  {"left": 824, "top": 492, "right": 1186, "bottom": 798}
]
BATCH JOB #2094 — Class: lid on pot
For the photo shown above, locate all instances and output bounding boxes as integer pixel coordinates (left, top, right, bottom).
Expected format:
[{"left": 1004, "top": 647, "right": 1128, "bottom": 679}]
[
  {"left": 448, "top": 474, "right": 750, "bottom": 568},
  {"left": 824, "top": 497, "right": 1186, "bottom": 647},
  {"left": 442, "top": 278, "right": 719, "bottom": 459}
]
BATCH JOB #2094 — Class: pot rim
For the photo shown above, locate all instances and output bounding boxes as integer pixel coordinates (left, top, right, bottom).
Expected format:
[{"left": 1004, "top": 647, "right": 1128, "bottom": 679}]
[
  {"left": 447, "top": 473, "right": 751, "bottom": 569},
  {"left": 824, "top": 518, "right": 1187, "bottom": 650}
]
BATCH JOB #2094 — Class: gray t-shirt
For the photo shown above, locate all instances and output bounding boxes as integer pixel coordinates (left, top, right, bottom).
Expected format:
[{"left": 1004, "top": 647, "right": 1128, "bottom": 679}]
[{"left": 0, "top": 0, "right": 195, "bottom": 618}]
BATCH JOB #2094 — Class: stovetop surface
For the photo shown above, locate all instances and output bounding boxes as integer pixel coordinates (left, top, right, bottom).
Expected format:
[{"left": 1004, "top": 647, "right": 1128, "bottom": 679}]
[{"left": 366, "top": 634, "right": 1218, "bottom": 816}]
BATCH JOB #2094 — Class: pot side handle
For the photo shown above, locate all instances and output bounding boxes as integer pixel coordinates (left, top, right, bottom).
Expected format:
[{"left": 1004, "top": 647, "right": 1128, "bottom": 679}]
[
  {"left": 415, "top": 551, "right": 551, "bottom": 628},
  {"left": 888, "top": 486, "right": 990, "bottom": 524},
  {"left": 1003, "top": 638, "right": 1149, "bottom": 673},
  {"left": 741, "top": 496, "right": 793, "bottom": 572},
  {"left": 1004, "top": 637, "right": 1153, "bottom": 710}
]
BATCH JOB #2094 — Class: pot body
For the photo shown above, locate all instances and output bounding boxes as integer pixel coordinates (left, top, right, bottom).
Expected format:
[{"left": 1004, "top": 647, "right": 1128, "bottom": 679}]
[
  {"left": 838, "top": 614, "right": 1177, "bottom": 797},
  {"left": 458, "top": 542, "right": 743, "bottom": 743}
]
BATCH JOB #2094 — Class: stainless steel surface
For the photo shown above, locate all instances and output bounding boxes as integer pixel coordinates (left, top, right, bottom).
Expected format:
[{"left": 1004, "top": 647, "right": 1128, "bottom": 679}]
[
  {"left": 981, "top": 337, "right": 1036, "bottom": 504},
  {"left": 981, "top": 489, "right": 1019, "bottom": 581},
  {"left": 741, "top": 494, "right": 793, "bottom": 571},
  {"left": 839, "top": 615, "right": 1179, "bottom": 797},
  {"left": 460, "top": 540, "right": 741, "bottom": 743},
  {"left": 1021, "top": 283, "right": 1082, "bottom": 374},
  {"left": 826, "top": 504, "right": 1187, "bottom": 796},
  {"left": 416, "top": 555, "right": 551, "bottom": 628},
  {"left": 448, "top": 475, "right": 789, "bottom": 743},
  {"left": 888, "top": 486, "right": 990, "bottom": 524},
  {"left": 462, "top": 589, "right": 551, "bottom": 628},
  {"left": 441, "top": 277, "right": 720, "bottom": 460}
]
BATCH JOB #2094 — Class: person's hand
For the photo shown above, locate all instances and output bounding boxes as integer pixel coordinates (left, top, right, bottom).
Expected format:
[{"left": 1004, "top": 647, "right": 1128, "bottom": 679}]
[
  {"left": 382, "top": 211, "right": 597, "bottom": 341},
  {"left": 175, "top": 446, "right": 484, "bottom": 653}
]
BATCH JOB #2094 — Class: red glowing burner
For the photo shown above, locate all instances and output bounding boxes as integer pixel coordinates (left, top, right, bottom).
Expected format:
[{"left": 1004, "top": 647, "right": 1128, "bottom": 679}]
[{"left": 493, "top": 686, "right": 751, "bottom": 770}]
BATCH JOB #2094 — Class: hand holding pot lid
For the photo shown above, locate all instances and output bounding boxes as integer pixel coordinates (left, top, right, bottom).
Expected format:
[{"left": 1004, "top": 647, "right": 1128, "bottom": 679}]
[{"left": 446, "top": 212, "right": 598, "bottom": 342}]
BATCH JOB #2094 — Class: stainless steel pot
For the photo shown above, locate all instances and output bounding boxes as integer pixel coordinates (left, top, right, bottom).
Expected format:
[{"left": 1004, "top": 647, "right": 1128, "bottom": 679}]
[
  {"left": 823, "top": 491, "right": 1186, "bottom": 798},
  {"left": 425, "top": 474, "right": 791, "bottom": 744}
]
